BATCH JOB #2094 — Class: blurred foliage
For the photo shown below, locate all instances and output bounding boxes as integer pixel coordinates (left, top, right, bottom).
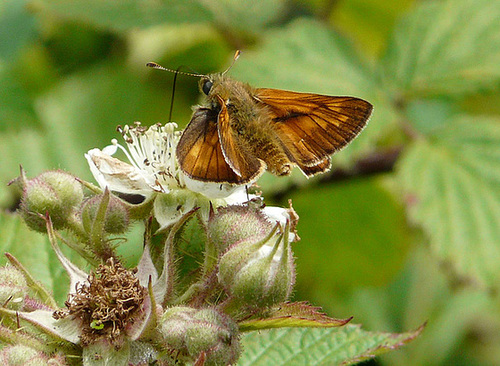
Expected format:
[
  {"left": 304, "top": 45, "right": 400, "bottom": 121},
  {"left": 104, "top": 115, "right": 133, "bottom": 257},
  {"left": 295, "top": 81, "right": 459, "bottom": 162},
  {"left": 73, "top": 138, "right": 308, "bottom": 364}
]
[{"left": 1, "top": 0, "right": 500, "bottom": 364}]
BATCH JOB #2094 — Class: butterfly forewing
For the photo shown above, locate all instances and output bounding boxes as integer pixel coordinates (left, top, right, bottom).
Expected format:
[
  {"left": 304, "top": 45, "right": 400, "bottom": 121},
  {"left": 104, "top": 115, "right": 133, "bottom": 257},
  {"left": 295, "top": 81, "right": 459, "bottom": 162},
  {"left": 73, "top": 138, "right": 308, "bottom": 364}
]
[
  {"left": 255, "top": 88, "right": 373, "bottom": 170},
  {"left": 177, "top": 108, "right": 247, "bottom": 183}
]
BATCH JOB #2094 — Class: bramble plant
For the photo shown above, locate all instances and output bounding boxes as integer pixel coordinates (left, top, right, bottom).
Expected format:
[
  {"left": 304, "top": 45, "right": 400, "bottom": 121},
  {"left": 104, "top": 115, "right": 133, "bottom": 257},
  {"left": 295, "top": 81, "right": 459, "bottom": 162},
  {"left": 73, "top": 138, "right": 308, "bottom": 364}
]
[
  {"left": 0, "top": 123, "right": 422, "bottom": 365},
  {"left": 2, "top": 0, "right": 500, "bottom": 365}
]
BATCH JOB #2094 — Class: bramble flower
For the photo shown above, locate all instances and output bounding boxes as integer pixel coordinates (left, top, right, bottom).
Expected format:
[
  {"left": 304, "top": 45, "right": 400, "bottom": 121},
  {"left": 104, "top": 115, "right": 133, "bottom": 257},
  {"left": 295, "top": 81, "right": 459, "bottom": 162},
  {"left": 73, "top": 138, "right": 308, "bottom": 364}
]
[
  {"left": 85, "top": 122, "right": 249, "bottom": 229},
  {"left": 85, "top": 123, "right": 182, "bottom": 200}
]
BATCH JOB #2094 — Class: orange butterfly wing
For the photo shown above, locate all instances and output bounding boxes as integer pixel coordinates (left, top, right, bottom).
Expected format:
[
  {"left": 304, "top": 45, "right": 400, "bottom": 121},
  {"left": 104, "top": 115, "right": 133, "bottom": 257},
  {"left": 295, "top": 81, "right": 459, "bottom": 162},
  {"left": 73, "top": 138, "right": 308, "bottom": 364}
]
[
  {"left": 255, "top": 88, "right": 373, "bottom": 175},
  {"left": 216, "top": 95, "right": 265, "bottom": 182},
  {"left": 176, "top": 107, "right": 264, "bottom": 184}
]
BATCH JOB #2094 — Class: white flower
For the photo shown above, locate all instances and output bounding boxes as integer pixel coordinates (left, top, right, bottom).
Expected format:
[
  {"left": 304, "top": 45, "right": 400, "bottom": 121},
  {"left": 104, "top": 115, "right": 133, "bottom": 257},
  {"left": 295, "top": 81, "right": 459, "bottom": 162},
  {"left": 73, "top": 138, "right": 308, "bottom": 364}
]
[
  {"left": 85, "top": 123, "right": 182, "bottom": 198},
  {"left": 85, "top": 122, "right": 249, "bottom": 229}
]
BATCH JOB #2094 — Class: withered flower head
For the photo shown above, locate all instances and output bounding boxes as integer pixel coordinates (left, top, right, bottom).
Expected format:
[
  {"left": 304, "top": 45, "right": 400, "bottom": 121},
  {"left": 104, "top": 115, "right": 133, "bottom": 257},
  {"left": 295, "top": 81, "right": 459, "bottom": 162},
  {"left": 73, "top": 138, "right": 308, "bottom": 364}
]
[{"left": 54, "top": 258, "right": 147, "bottom": 347}]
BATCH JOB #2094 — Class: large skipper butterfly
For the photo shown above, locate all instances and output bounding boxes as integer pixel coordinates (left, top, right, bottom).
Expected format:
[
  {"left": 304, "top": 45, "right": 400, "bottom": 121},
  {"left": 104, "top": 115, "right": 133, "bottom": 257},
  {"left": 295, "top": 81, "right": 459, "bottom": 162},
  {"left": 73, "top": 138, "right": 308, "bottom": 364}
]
[{"left": 148, "top": 52, "right": 372, "bottom": 184}]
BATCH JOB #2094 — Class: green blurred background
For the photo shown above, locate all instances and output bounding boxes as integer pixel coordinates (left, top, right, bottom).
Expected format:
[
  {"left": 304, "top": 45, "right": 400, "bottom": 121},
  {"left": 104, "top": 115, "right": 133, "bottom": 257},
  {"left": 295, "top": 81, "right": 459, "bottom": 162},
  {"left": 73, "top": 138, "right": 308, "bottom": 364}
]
[{"left": 1, "top": 0, "right": 500, "bottom": 364}]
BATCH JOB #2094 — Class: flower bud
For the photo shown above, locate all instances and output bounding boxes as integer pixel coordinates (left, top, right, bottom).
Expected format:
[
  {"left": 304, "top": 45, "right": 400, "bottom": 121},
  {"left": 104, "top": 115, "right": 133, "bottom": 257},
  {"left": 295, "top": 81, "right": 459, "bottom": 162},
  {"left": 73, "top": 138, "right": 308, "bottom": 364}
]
[
  {"left": 159, "top": 306, "right": 241, "bottom": 366},
  {"left": 0, "top": 266, "right": 27, "bottom": 310},
  {"left": 208, "top": 205, "right": 274, "bottom": 254},
  {"left": 82, "top": 340, "right": 130, "bottom": 366},
  {"left": 0, "top": 345, "right": 50, "bottom": 365},
  {"left": 81, "top": 194, "right": 130, "bottom": 234},
  {"left": 20, "top": 170, "right": 83, "bottom": 231},
  {"left": 218, "top": 220, "right": 296, "bottom": 308}
]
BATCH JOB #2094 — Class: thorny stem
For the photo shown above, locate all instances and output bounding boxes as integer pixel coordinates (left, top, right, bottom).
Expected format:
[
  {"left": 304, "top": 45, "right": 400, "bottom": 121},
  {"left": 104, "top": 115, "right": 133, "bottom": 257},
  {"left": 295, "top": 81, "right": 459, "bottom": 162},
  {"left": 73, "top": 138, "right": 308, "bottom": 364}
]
[
  {"left": 54, "top": 232, "right": 98, "bottom": 266},
  {"left": 272, "top": 147, "right": 403, "bottom": 202},
  {"left": 89, "top": 188, "right": 116, "bottom": 260},
  {"left": 76, "top": 177, "right": 102, "bottom": 195},
  {"left": 172, "top": 269, "right": 220, "bottom": 307},
  {"left": 64, "top": 214, "right": 91, "bottom": 245}
]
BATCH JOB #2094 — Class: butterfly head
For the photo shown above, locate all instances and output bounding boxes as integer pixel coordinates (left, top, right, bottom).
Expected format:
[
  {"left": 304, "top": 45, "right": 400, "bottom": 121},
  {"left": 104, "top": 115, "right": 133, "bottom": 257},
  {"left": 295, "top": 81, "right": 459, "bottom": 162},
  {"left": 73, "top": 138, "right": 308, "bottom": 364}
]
[
  {"left": 199, "top": 74, "right": 226, "bottom": 96},
  {"left": 201, "top": 77, "right": 213, "bottom": 95},
  {"left": 199, "top": 50, "right": 240, "bottom": 98}
]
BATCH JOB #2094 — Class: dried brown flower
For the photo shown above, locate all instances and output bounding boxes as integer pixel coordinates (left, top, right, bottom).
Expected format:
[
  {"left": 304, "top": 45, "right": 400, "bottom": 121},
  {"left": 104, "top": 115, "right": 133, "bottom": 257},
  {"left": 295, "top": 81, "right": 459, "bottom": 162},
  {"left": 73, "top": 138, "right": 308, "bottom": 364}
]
[{"left": 54, "top": 258, "right": 147, "bottom": 347}]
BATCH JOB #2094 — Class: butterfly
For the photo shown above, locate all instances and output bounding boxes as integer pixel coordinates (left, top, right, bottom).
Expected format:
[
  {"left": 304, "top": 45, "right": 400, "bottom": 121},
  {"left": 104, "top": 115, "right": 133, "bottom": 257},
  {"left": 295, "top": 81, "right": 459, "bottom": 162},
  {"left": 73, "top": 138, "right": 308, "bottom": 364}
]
[{"left": 148, "top": 56, "right": 373, "bottom": 185}]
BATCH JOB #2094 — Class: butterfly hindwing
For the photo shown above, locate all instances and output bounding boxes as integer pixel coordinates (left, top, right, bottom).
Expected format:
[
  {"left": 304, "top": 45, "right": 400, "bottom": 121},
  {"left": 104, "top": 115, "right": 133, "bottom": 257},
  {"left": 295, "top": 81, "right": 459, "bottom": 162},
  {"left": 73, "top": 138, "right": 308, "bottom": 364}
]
[{"left": 297, "top": 157, "right": 331, "bottom": 176}]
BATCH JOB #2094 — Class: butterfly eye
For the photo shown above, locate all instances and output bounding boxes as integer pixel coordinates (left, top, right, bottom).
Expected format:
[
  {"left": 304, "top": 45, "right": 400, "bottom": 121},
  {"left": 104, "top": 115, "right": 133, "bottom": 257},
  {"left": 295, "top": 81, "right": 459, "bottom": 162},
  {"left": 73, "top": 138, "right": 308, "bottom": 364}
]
[{"left": 202, "top": 80, "right": 213, "bottom": 95}]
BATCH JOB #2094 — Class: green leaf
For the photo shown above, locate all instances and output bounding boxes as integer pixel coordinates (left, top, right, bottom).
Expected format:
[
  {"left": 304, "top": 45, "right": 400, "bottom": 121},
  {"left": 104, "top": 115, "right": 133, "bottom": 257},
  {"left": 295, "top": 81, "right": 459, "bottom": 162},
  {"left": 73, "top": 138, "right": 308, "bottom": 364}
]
[
  {"left": 232, "top": 18, "right": 398, "bottom": 167},
  {"left": 398, "top": 115, "right": 500, "bottom": 287},
  {"left": 330, "top": 0, "right": 415, "bottom": 58},
  {"left": 200, "top": 0, "right": 285, "bottom": 34},
  {"left": 0, "top": 65, "right": 39, "bottom": 130},
  {"left": 0, "top": 0, "right": 37, "bottom": 60},
  {"left": 239, "top": 323, "right": 424, "bottom": 365},
  {"left": 289, "top": 178, "right": 410, "bottom": 293},
  {"left": 239, "top": 302, "right": 351, "bottom": 331},
  {"left": 405, "top": 99, "right": 459, "bottom": 136},
  {"left": 0, "top": 213, "right": 54, "bottom": 293},
  {"left": 0, "top": 130, "right": 50, "bottom": 207},
  {"left": 383, "top": 0, "right": 500, "bottom": 97},
  {"left": 34, "top": 0, "right": 285, "bottom": 34},
  {"left": 34, "top": 0, "right": 213, "bottom": 31},
  {"left": 336, "top": 246, "right": 493, "bottom": 366}
]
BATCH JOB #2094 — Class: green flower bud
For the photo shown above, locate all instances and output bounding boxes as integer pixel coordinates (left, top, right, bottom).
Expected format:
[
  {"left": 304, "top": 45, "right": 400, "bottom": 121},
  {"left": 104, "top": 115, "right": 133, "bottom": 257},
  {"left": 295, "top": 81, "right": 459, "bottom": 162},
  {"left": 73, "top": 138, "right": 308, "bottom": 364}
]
[
  {"left": 218, "top": 220, "right": 296, "bottom": 308},
  {"left": 0, "top": 345, "right": 49, "bottom": 366},
  {"left": 81, "top": 194, "right": 130, "bottom": 234},
  {"left": 208, "top": 205, "right": 274, "bottom": 254},
  {"left": 0, "top": 266, "right": 27, "bottom": 310},
  {"left": 82, "top": 340, "right": 130, "bottom": 366},
  {"left": 159, "top": 306, "right": 197, "bottom": 350},
  {"left": 20, "top": 170, "right": 83, "bottom": 231},
  {"left": 159, "top": 306, "right": 241, "bottom": 366}
]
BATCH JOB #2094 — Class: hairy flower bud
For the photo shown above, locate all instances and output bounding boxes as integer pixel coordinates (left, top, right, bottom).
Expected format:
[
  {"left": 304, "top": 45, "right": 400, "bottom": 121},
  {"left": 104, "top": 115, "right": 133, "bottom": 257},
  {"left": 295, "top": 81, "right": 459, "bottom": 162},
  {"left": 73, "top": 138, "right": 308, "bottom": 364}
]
[
  {"left": 218, "top": 218, "right": 296, "bottom": 308},
  {"left": 0, "top": 266, "right": 27, "bottom": 310},
  {"left": 208, "top": 205, "right": 275, "bottom": 254},
  {"left": 0, "top": 345, "right": 53, "bottom": 365},
  {"left": 158, "top": 306, "right": 241, "bottom": 366},
  {"left": 20, "top": 170, "right": 83, "bottom": 231},
  {"left": 81, "top": 194, "right": 130, "bottom": 234}
]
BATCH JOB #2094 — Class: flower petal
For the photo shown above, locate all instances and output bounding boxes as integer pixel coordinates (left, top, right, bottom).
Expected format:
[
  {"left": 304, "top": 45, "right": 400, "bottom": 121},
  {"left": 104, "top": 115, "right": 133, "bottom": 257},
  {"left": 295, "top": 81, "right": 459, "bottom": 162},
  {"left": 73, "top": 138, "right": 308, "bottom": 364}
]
[
  {"left": 13, "top": 309, "right": 81, "bottom": 344},
  {"left": 181, "top": 174, "right": 250, "bottom": 199},
  {"left": 85, "top": 148, "right": 153, "bottom": 197}
]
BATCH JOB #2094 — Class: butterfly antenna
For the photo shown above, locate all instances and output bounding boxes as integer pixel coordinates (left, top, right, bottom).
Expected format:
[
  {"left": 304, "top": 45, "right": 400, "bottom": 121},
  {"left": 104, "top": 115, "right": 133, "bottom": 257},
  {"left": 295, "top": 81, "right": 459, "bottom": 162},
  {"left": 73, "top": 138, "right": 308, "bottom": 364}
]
[
  {"left": 146, "top": 62, "right": 205, "bottom": 78},
  {"left": 167, "top": 67, "right": 181, "bottom": 122},
  {"left": 222, "top": 50, "right": 241, "bottom": 75}
]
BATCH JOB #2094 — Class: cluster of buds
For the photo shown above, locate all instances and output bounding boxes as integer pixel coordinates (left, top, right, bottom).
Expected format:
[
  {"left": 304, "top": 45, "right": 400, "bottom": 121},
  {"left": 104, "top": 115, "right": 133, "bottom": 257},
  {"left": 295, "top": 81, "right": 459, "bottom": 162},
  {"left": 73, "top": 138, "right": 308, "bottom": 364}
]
[{"left": 0, "top": 122, "right": 323, "bottom": 366}]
